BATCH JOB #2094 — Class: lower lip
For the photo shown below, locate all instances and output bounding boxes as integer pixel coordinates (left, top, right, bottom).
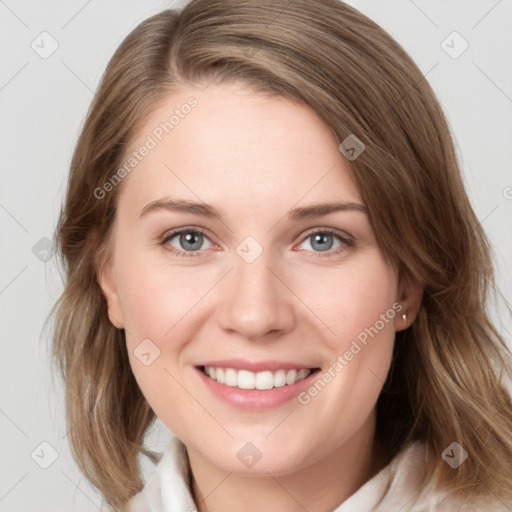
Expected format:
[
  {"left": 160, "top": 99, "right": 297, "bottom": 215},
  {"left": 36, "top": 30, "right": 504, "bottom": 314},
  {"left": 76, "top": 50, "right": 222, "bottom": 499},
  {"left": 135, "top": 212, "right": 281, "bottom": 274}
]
[{"left": 195, "top": 367, "right": 320, "bottom": 411}]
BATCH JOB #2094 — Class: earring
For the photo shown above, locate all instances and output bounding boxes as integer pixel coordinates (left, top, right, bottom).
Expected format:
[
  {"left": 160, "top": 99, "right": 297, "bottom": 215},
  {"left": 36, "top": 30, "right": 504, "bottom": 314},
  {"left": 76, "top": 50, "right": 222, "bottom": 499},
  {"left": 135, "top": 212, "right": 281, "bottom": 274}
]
[{"left": 402, "top": 313, "right": 407, "bottom": 323}]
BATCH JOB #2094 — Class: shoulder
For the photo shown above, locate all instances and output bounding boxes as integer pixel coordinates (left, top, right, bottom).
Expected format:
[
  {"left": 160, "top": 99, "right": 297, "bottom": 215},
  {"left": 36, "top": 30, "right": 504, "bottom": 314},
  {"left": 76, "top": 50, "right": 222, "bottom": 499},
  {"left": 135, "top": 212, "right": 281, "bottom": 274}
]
[{"left": 374, "top": 441, "right": 511, "bottom": 512}]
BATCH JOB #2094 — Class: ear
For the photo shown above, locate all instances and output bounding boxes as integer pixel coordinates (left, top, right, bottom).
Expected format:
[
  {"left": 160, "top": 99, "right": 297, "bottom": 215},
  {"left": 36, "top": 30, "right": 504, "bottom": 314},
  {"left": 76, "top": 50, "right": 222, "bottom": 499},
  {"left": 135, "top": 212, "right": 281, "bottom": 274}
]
[
  {"left": 96, "top": 244, "right": 125, "bottom": 329},
  {"left": 395, "top": 274, "right": 423, "bottom": 332}
]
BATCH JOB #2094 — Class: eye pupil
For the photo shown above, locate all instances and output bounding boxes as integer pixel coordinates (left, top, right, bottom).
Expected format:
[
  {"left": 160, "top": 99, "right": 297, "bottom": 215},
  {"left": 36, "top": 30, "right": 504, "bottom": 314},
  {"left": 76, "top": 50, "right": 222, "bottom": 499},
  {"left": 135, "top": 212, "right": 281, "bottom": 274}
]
[
  {"left": 311, "top": 233, "right": 333, "bottom": 252},
  {"left": 180, "top": 232, "right": 203, "bottom": 251}
]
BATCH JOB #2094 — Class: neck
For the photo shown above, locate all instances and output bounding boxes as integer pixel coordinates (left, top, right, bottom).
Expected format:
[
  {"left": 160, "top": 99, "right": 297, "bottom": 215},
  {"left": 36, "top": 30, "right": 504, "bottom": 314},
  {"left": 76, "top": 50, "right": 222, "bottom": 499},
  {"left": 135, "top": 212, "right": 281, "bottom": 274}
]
[{"left": 188, "top": 413, "right": 386, "bottom": 512}]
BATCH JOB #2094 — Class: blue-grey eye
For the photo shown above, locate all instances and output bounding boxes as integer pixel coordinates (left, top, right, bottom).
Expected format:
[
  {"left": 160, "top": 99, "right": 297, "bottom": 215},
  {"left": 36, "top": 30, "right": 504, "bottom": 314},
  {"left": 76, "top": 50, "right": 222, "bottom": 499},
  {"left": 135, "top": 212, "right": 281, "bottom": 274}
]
[
  {"left": 167, "top": 231, "right": 212, "bottom": 252},
  {"left": 298, "top": 231, "right": 345, "bottom": 253},
  {"left": 310, "top": 233, "right": 334, "bottom": 251}
]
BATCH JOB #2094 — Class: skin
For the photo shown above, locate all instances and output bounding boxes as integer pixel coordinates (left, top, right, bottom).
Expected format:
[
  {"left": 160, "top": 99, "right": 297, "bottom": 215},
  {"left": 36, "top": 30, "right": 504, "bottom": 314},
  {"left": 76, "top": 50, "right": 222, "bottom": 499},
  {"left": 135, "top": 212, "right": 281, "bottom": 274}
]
[{"left": 99, "top": 81, "right": 422, "bottom": 512}]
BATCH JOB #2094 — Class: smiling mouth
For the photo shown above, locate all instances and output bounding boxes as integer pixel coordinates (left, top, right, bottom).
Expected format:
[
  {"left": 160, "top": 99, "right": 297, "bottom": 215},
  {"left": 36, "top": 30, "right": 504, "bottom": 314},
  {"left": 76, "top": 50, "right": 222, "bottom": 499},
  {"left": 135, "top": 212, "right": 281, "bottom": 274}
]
[{"left": 199, "top": 365, "right": 320, "bottom": 391}]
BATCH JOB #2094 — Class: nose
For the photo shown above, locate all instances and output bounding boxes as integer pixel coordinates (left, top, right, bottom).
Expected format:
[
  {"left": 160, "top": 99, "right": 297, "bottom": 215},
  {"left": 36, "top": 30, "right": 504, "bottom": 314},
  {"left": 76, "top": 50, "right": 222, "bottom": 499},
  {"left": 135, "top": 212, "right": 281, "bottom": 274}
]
[{"left": 216, "top": 249, "right": 296, "bottom": 341}]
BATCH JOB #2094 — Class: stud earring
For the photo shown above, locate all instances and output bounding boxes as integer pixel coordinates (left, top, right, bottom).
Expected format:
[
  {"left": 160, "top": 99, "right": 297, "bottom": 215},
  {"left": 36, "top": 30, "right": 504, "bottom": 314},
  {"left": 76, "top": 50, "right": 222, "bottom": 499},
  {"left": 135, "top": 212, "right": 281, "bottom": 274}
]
[{"left": 402, "top": 313, "right": 407, "bottom": 323}]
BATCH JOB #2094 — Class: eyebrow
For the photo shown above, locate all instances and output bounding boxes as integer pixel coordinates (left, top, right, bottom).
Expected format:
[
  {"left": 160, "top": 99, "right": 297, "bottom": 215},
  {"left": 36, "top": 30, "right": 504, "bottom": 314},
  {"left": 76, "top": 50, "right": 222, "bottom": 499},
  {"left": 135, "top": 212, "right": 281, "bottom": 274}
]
[{"left": 139, "top": 198, "right": 368, "bottom": 220}]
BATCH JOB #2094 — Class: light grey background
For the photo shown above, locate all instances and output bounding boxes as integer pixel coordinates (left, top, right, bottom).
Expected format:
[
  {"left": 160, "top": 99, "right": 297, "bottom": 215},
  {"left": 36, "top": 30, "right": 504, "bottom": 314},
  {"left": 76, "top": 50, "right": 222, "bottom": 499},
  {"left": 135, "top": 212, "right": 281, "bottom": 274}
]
[{"left": 1, "top": 1, "right": 511, "bottom": 510}]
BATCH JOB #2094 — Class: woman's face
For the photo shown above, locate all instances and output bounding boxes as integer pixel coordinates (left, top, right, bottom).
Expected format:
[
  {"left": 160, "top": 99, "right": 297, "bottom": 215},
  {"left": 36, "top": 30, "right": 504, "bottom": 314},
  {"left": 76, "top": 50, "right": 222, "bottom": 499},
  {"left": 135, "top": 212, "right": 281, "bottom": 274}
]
[{"left": 99, "top": 81, "right": 409, "bottom": 475}]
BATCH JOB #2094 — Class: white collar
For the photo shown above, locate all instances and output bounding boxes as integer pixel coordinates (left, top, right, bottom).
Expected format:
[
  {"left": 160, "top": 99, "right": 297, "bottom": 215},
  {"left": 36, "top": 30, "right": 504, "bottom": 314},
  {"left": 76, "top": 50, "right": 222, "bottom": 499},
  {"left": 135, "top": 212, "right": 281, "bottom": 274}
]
[
  {"left": 129, "top": 436, "right": 196, "bottom": 511},
  {"left": 127, "top": 436, "right": 487, "bottom": 511}
]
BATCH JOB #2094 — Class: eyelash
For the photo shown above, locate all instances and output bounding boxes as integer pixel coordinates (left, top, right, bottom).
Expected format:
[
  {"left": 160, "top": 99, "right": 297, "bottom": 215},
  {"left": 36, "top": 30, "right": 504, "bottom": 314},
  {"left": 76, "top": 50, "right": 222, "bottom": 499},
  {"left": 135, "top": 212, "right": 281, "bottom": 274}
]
[{"left": 159, "top": 226, "right": 354, "bottom": 258}]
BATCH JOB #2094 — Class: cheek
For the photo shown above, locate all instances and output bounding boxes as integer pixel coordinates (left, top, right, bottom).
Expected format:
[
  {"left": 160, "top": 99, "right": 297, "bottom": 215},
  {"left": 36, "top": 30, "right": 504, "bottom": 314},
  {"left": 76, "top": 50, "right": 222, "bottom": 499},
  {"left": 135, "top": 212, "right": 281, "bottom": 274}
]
[
  {"left": 115, "top": 252, "right": 204, "bottom": 428},
  {"left": 113, "top": 247, "right": 221, "bottom": 416},
  {"left": 293, "top": 254, "right": 398, "bottom": 422},
  {"left": 295, "top": 254, "right": 398, "bottom": 353},
  {"left": 115, "top": 249, "right": 210, "bottom": 343}
]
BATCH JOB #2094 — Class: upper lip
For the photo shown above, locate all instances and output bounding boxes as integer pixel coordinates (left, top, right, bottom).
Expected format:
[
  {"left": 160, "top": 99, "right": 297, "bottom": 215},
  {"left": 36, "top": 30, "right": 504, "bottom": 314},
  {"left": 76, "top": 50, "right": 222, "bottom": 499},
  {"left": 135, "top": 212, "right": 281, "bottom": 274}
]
[{"left": 197, "top": 359, "right": 318, "bottom": 372}]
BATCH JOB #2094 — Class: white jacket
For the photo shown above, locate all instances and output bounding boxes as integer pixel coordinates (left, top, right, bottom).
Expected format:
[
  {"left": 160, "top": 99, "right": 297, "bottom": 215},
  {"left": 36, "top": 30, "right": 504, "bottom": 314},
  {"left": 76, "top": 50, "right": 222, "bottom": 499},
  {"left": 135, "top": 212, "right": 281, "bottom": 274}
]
[{"left": 128, "top": 436, "right": 508, "bottom": 511}]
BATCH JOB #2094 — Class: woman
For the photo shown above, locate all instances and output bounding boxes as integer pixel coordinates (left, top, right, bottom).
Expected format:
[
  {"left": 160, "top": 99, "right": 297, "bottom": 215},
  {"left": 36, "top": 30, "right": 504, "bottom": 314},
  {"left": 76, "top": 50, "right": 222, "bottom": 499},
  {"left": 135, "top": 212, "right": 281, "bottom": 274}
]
[{"left": 51, "top": 0, "right": 512, "bottom": 510}]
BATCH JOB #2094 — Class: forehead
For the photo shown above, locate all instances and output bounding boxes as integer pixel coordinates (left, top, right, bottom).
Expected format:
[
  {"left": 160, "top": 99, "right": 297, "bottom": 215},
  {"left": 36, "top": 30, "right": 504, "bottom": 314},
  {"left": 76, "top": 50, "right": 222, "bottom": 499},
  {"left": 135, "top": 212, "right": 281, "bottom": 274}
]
[{"left": 117, "top": 81, "right": 362, "bottom": 217}]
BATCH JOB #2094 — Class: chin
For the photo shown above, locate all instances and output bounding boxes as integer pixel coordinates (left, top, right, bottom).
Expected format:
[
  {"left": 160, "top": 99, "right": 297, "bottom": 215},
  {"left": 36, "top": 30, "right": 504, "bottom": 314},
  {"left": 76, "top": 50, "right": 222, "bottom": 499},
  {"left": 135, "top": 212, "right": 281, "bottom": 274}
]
[{"left": 201, "top": 437, "right": 311, "bottom": 476}]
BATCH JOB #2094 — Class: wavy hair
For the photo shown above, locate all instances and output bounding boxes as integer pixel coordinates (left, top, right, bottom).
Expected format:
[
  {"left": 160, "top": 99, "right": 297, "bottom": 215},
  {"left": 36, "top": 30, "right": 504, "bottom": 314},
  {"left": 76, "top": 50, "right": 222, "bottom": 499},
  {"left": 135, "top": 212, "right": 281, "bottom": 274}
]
[{"left": 51, "top": 0, "right": 512, "bottom": 509}]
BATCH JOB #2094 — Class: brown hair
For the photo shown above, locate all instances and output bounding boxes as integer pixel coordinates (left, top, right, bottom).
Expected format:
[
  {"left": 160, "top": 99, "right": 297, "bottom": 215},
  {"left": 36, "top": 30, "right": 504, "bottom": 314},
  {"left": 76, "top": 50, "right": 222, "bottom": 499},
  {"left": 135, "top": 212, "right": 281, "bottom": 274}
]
[{"left": 51, "top": 0, "right": 512, "bottom": 509}]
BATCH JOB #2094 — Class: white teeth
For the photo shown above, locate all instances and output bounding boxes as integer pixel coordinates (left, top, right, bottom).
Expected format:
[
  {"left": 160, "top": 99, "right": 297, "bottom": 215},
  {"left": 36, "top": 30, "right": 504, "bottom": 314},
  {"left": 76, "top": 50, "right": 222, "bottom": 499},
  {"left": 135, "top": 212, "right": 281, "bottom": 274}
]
[
  {"left": 238, "top": 370, "right": 256, "bottom": 389},
  {"left": 285, "top": 369, "right": 297, "bottom": 385},
  {"left": 203, "top": 366, "right": 312, "bottom": 389},
  {"left": 273, "top": 369, "right": 287, "bottom": 388},
  {"left": 256, "top": 371, "right": 274, "bottom": 390},
  {"left": 224, "top": 368, "right": 238, "bottom": 386}
]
